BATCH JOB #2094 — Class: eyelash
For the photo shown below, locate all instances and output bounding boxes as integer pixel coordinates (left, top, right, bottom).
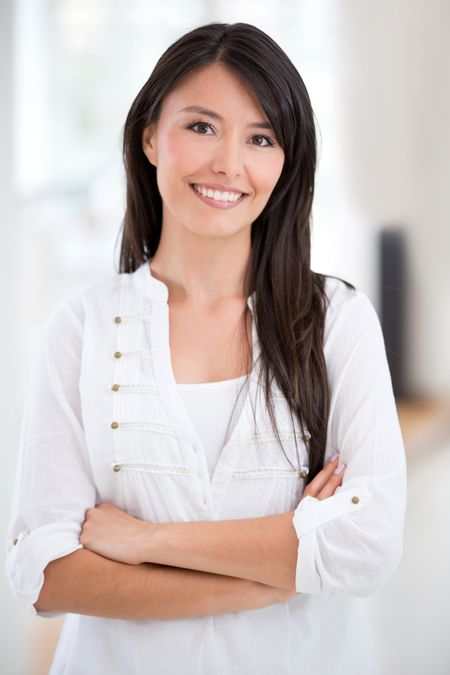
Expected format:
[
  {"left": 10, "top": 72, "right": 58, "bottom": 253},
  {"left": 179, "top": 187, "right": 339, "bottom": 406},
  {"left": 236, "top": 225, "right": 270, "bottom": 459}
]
[{"left": 186, "top": 119, "right": 276, "bottom": 148}]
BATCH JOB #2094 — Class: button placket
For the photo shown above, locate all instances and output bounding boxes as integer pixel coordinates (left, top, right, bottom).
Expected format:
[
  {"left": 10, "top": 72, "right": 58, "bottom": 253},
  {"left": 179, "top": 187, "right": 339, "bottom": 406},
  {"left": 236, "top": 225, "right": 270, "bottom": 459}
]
[{"left": 112, "top": 311, "right": 125, "bottom": 451}]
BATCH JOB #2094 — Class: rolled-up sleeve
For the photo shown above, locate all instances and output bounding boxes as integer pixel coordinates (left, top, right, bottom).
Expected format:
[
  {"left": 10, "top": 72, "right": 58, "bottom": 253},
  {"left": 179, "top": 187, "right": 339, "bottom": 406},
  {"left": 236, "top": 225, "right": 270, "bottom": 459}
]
[
  {"left": 292, "top": 290, "right": 407, "bottom": 597},
  {"left": 4, "top": 294, "right": 96, "bottom": 617}
]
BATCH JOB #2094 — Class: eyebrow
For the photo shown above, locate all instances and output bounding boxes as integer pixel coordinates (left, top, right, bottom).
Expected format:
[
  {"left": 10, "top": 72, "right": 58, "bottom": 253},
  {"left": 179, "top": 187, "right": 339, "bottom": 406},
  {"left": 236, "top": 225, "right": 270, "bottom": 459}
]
[{"left": 179, "top": 105, "right": 273, "bottom": 131}]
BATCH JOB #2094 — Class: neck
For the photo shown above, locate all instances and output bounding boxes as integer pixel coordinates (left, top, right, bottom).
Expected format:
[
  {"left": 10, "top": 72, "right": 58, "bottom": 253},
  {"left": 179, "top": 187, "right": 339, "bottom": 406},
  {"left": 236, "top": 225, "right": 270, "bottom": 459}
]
[{"left": 149, "top": 229, "right": 251, "bottom": 307}]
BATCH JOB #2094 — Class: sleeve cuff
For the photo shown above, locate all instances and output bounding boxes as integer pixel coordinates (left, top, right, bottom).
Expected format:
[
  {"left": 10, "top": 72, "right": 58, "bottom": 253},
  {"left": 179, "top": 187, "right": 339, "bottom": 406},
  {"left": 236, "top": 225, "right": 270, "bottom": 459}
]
[
  {"left": 293, "top": 525, "right": 322, "bottom": 593},
  {"left": 5, "top": 520, "right": 83, "bottom": 617},
  {"left": 292, "top": 487, "right": 373, "bottom": 593}
]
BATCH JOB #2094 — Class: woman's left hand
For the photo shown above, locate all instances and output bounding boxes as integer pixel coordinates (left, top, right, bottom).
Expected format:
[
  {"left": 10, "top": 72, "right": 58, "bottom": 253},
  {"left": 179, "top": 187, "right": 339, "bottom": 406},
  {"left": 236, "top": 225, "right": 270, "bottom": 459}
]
[{"left": 80, "top": 502, "right": 157, "bottom": 565}]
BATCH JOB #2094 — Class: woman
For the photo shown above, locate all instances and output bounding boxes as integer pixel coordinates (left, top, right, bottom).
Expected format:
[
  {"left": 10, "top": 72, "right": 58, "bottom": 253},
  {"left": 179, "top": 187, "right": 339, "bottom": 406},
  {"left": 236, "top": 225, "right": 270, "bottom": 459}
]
[{"left": 5, "top": 22, "right": 406, "bottom": 675}]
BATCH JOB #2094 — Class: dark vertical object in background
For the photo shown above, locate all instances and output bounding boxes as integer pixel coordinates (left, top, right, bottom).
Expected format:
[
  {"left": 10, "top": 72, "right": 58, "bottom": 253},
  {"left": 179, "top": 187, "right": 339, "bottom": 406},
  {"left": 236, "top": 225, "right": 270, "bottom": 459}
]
[{"left": 378, "top": 227, "right": 407, "bottom": 399}]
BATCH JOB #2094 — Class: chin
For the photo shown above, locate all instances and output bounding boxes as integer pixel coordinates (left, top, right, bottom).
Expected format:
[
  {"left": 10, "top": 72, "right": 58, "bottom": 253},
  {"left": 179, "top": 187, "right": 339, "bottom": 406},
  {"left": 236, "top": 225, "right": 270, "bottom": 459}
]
[{"left": 189, "top": 222, "right": 247, "bottom": 238}]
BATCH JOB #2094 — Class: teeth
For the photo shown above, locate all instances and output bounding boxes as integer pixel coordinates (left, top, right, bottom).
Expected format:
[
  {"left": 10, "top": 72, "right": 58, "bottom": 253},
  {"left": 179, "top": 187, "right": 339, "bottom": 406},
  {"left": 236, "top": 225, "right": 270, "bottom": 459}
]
[{"left": 193, "top": 184, "right": 243, "bottom": 202}]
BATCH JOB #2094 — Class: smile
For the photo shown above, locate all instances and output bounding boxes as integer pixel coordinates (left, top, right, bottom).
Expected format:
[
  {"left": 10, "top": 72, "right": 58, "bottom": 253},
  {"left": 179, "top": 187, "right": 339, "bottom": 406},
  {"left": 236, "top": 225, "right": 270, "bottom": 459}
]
[{"left": 189, "top": 183, "right": 248, "bottom": 209}]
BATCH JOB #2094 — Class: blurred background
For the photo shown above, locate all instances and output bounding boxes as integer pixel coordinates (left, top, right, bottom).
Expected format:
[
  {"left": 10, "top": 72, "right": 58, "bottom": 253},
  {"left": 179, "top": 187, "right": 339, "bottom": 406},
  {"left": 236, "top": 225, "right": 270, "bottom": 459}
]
[{"left": 1, "top": 0, "right": 449, "bottom": 673}]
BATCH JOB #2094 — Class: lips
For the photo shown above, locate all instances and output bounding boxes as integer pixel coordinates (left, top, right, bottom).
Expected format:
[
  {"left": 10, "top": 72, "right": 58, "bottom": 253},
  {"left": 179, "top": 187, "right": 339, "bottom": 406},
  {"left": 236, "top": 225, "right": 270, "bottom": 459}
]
[{"left": 189, "top": 183, "right": 248, "bottom": 209}]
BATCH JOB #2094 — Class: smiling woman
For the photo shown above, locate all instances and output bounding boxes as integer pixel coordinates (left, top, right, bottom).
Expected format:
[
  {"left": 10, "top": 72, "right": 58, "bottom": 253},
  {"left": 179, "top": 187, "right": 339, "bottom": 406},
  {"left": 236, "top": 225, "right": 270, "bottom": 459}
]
[{"left": 5, "top": 21, "right": 406, "bottom": 675}]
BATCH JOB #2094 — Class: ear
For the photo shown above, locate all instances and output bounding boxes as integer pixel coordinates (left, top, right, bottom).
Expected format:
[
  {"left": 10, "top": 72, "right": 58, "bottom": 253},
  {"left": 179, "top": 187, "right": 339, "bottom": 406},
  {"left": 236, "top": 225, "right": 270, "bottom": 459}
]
[{"left": 142, "top": 124, "right": 158, "bottom": 167}]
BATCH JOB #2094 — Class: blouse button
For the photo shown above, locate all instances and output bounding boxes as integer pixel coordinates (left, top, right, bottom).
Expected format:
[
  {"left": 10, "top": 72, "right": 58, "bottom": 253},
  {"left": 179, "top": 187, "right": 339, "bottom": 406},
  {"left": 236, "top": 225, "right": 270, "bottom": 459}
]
[
  {"left": 351, "top": 496, "right": 360, "bottom": 504},
  {"left": 112, "top": 464, "right": 121, "bottom": 472},
  {"left": 114, "top": 316, "right": 122, "bottom": 324},
  {"left": 111, "top": 384, "right": 120, "bottom": 391},
  {"left": 298, "top": 469, "right": 308, "bottom": 478},
  {"left": 12, "top": 537, "right": 18, "bottom": 546},
  {"left": 111, "top": 421, "right": 119, "bottom": 429},
  {"left": 114, "top": 351, "right": 122, "bottom": 359}
]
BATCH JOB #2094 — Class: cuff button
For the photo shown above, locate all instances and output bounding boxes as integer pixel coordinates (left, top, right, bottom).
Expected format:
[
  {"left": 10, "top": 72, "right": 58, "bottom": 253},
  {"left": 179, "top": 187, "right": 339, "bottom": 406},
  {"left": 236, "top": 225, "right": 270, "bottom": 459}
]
[{"left": 351, "top": 496, "right": 360, "bottom": 504}]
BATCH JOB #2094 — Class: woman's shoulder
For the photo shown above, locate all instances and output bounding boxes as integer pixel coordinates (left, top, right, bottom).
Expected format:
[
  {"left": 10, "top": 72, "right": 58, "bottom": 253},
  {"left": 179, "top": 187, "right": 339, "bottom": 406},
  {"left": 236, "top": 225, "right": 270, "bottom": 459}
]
[
  {"left": 38, "top": 267, "right": 148, "bottom": 347},
  {"left": 46, "top": 264, "right": 152, "bottom": 322},
  {"left": 43, "top": 271, "right": 121, "bottom": 324},
  {"left": 318, "top": 274, "right": 393, "bottom": 410},
  {"left": 320, "top": 273, "right": 382, "bottom": 349}
]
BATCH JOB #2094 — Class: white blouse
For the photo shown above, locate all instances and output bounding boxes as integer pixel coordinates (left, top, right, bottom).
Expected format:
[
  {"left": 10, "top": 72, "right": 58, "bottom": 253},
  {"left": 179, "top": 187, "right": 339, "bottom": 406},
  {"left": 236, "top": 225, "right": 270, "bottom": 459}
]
[{"left": 5, "top": 261, "right": 407, "bottom": 675}]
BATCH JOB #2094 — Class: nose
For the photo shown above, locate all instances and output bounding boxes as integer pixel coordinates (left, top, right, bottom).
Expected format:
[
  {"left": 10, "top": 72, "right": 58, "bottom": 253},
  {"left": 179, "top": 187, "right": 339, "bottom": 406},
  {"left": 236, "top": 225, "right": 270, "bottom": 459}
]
[{"left": 210, "top": 135, "right": 243, "bottom": 177}]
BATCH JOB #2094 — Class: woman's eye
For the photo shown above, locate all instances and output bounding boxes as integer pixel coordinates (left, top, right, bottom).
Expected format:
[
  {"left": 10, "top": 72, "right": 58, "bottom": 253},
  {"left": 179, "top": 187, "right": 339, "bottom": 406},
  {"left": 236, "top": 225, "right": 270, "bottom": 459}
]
[
  {"left": 188, "top": 121, "right": 213, "bottom": 135},
  {"left": 252, "top": 135, "right": 275, "bottom": 147}
]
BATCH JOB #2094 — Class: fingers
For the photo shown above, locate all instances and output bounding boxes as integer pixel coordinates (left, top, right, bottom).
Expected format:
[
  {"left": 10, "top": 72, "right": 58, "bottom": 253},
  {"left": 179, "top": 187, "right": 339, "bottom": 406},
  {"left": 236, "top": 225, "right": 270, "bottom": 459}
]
[
  {"left": 302, "top": 452, "right": 347, "bottom": 501},
  {"left": 304, "top": 453, "right": 340, "bottom": 494},
  {"left": 316, "top": 461, "right": 346, "bottom": 500}
]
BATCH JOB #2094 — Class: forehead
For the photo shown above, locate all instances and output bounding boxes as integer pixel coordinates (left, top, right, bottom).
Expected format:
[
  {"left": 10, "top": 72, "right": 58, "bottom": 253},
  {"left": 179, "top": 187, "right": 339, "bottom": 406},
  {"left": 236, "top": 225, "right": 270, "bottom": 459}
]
[{"left": 160, "top": 63, "right": 267, "bottom": 118}]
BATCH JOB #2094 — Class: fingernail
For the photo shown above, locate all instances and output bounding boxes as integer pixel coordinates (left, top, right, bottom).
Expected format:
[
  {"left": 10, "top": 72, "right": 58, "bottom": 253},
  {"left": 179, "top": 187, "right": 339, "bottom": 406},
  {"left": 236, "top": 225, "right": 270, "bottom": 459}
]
[
  {"left": 331, "top": 452, "right": 340, "bottom": 462},
  {"left": 334, "top": 463, "right": 346, "bottom": 475}
]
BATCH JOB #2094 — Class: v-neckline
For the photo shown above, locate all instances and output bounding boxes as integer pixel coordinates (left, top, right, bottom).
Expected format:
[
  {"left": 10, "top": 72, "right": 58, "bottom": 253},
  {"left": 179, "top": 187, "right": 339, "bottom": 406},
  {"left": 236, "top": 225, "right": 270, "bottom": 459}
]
[{"left": 135, "top": 259, "right": 260, "bottom": 490}]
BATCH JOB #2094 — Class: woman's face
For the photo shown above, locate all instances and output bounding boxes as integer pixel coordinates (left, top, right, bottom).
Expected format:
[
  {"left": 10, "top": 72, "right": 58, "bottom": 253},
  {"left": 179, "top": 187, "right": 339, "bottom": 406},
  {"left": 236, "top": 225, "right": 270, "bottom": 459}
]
[{"left": 142, "top": 62, "right": 285, "bottom": 240}]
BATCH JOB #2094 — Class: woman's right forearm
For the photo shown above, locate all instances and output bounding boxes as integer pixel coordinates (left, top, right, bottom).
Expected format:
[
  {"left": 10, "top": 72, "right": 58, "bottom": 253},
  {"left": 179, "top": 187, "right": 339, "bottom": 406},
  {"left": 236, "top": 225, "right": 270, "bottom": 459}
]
[{"left": 34, "top": 548, "right": 291, "bottom": 620}]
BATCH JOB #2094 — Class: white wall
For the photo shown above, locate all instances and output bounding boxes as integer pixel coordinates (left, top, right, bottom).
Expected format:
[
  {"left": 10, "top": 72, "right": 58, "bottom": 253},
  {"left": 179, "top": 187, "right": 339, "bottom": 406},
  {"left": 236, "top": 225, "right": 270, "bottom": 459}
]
[
  {"left": 0, "top": 0, "right": 27, "bottom": 672},
  {"left": 338, "top": 0, "right": 450, "bottom": 397}
]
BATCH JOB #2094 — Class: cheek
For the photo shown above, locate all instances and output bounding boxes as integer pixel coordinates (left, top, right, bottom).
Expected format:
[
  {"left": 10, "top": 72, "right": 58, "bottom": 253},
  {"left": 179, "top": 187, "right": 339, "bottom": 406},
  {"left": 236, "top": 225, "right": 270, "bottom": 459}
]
[
  {"left": 253, "top": 159, "right": 284, "bottom": 197},
  {"left": 162, "top": 132, "right": 203, "bottom": 175}
]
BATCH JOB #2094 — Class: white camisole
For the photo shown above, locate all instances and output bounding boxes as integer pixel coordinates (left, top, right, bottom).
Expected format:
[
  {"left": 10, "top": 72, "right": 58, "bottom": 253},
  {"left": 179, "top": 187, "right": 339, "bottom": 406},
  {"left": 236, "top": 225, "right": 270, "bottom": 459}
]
[{"left": 176, "top": 374, "right": 249, "bottom": 479}]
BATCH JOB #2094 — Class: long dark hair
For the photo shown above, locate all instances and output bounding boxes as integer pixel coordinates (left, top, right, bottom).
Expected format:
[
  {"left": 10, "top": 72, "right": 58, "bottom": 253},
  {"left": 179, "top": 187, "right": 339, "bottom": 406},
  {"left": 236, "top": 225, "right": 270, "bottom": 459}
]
[{"left": 117, "top": 22, "right": 354, "bottom": 484}]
